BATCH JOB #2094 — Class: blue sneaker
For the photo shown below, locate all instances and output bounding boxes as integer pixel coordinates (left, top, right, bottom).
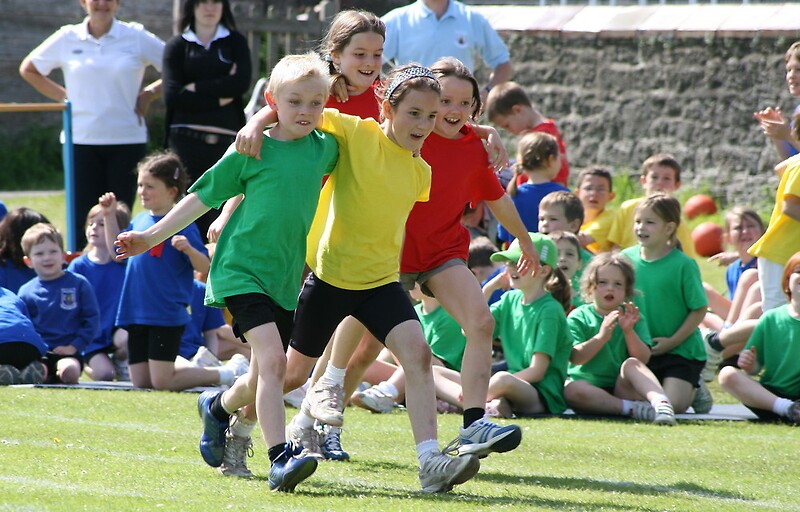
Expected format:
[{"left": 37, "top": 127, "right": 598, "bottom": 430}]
[
  {"left": 197, "top": 390, "right": 227, "bottom": 467},
  {"left": 455, "top": 418, "right": 522, "bottom": 458},
  {"left": 269, "top": 443, "right": 318, "bottom": 492},
  {"left": 320, "top": 425, "right": 350, "bottom": 462}
]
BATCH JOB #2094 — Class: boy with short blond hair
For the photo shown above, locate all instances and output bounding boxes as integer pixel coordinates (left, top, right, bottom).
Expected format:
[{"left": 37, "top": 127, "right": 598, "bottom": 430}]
[
  {"left": 576, "top": 166, "right": 616, "bottom": 254},
  {"left": 486, "top": 81, "right": 570, "bottom": 186},
  {"left": 606, "top": 153, "right": 697, "bottom": 257},
  {"left": 18, "top": 223, "right": 100, "bottom": 384}
]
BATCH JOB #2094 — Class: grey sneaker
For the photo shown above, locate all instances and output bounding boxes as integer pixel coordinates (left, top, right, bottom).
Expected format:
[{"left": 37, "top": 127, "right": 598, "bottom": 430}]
[
  {"left": 218, "top": 432, "right": 254, "bottom": 478},
  {"left": 0, "top": 365, "right": 21, "bottom": 385},
  {"left": 692, "top": 381, "right": 714, "bottom": 414},
  {"left": 286, "top": 417, "right": 324, "bottom": 461},
  {"left": 20, "top": 361, "right": 46, "bottom": 384},
  {"left": 112, "top": 355, "right": 129, "bottom": 382},
  {"left": 652, "top": 401, "right": 676, "bottom": 426},
  {"left": 306, "top": 381, "right": 345, "bottom": 426},
  {"left": 419, "top": 451, "right": 480, "bottom": 493},
  {"left": 630, "top": 401, "right": 655, "bottom": 421},
  {"left": 455, "top": 418, "right": 522, "bottom": 458},
  {"left": 352, "top": 386, "right": 395, "bottom": 414}
]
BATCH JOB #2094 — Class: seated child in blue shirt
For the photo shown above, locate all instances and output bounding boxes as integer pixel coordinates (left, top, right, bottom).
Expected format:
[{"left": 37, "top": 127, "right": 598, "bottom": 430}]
[
  {"left": 0, "top": 286, "right": 48, "bottom": 385},
  {"left": 18, "top": 223, "right": 100, "bottom": 384}
]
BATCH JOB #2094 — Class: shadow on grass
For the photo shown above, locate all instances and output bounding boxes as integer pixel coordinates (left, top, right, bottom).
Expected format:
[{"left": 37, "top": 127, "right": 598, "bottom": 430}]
[
  {"left": 254, "top": 459, "right": 750, "bottom": 510},
  {"left": 475, "top": 470, "right": 748, "bottom": 501}
]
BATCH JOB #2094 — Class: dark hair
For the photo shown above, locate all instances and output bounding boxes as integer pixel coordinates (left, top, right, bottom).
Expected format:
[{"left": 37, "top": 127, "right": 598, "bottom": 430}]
[
  {"left": 642, "top": 153, "right": 681, "bottom": 183},
  {"left": 0, "top": 207, "right": 51, "bottom": 267},
  {"left": 485, "top": 81, "right": 531, "bottom": 120},
  {"left": 576, "top": 165, "right": 613, "bottom": 193},
  {"left": 545, "top": 265, "right": 572, "bottom": 312},
  {"left": 321, "top": 9, "right": 385, "bottom": 76},
  {"left": 137, "top": 151, "right": 189, "bottom": 198},
  {"left": 430, "top": 57, "right": 482, "bottom": 119},
  {"left": 580, "top": 252, "right": 636, "bottom": 303},
  {"left": 468, "top": 236, "right": 499, "bottom": 269},
  {"left": 507, "top": 132, "right": 560, "bottom": 196},
  {"left": 549, "top": 230, "right": 582, "bottom": 258},
  {"left": 636, "top": 192, "right": 682, "bottom": 249},
  {"left": 178, "top": 0, "right": 237, "bottom": 33},
  {"left": 540, "top": 191, "right": 585, "bottom": 228},
  {"left": 376, "top": 63, "right": 441, "bottom": 120}
]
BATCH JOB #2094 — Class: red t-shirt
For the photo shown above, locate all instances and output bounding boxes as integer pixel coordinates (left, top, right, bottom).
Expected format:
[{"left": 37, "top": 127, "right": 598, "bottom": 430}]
[
  {"left": 325, "top": 82, "right": 380, "bottom": 121},
  {"left": 516, "top": 119, "right": 570, "bottom": 187},
  {"left": 402, "top": 125, "right": 505, "bottom": 272}
]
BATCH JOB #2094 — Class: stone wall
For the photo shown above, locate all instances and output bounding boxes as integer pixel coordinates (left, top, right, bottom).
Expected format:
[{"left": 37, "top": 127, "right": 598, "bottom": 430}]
[{"left": 498, "top": 33, "right": 795, "bottom": 210}]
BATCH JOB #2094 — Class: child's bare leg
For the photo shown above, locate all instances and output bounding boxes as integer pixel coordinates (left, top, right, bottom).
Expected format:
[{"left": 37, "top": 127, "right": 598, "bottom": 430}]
[
  {"left": 345, "top": 331, "right": 387, "bottom": 399},
  {"left": 427, "top": 266, "right": 494, "bottom": 417},
  {"left": 384, "top": 320, "right": 437, "bottom": 444},
  {"left": 432, "top": 366, "right": 464, "bottom": 406},
  {"left": 726, "top": 269, "right": 759, "bottom": 324},
  {"left": 487, "top": 372, "right": 545, "bottom": 415},
  {"left": 86, "top": 352, "right": 115, "bottom": 381},
  {"left": 619, "top": 358, "right": 669, "bottom": 403},
  {"left": 214, "top": 324, "right": 251, "bottom": 360},
  {"left": 719, "top": 319, "right": 758, "bottom": 360},
  {"left": 718, "top": 366, "right": 778, "bottom": 410},
  {"left": 703, "top": 282, "right": 731, "bottom": 321},
  {"left": 661, "top": 377, "right": 694, "bottom": 413},
  {"left": 113, "top": 328, "right": 128, "bottom": 360},
  {"left": 565, "top": 380, "right": 622, "bottom": 414},
  {"left": 128, "top": 362, "right": 151, "bottom": 388},
  {"left": 57, "top": 357, "right": 81, "bottom": 384}
]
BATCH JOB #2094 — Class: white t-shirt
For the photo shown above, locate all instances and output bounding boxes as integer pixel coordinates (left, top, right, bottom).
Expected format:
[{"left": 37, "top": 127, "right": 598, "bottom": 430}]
[{"left": 29, "top": 17, "right": 164, "bottom": 145}]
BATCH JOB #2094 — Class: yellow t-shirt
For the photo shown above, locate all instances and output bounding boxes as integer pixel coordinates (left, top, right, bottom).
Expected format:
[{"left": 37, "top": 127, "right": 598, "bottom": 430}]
[
  {"left": 607, "top": 197, "right": 697, "bottom": 258},
  {"left": 581, "top": 208, "right": 615, "bottom": 254},
  {"left": 306, "top": 109, "right": 431, "bottom": 290},
  {"left": 749, "top": 161, "right": 800, "bottom": 265}
]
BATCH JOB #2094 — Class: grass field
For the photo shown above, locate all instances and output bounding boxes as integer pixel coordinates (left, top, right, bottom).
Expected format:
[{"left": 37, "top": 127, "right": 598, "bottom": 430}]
[{"left": 1, "top": 386, "right": 799, "bottom": 512}]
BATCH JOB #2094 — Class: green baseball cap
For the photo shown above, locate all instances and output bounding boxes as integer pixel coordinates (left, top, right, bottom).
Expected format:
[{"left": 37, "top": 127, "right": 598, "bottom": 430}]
[{"left": 490, "top": 232, "right": 558, "bottom": 268}]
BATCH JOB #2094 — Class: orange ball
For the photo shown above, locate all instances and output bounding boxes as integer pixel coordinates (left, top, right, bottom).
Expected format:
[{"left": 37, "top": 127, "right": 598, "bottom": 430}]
[
  {"left": 684, "top": 194, "right": 717, "bottom": 220},
  {"left": 692, "top": 222, "right": 724, "bottom": 257}
]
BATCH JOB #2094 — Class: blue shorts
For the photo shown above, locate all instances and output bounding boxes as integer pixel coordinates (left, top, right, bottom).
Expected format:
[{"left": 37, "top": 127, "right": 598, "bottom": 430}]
[{"left": 290, "top": 273, "right": 418, "bottom": 358}]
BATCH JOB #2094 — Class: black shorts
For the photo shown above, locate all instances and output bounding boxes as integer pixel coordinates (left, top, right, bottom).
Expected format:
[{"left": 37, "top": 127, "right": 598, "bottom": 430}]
[
  {"left": 0, "top": 342, "right": 43, "bottom": 370},
  {"left": 746, "top": 384, "right": 800, "bottom": 423},
  {"left": 647, "top": 353, "right": 705, "bottom": 387},
  {"left": 225, "top": 293, "right": 294, "bottom": 351},
  {"left": 290, "top": 273, "right": 419, "bottom": 358},
  {"left": 43, "top": 351, "right": 84, "bottom": 384},
  {"left": 84, "top": 342, "right": 115, "bottom": 363},
  {"left": 127, "top": 325, "right": 185, "bottom": 364}
]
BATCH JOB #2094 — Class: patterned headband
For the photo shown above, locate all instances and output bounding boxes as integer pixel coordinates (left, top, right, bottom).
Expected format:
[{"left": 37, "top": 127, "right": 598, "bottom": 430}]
[{"left": 385, "top": 66, "right": 437, "bottom": 100}]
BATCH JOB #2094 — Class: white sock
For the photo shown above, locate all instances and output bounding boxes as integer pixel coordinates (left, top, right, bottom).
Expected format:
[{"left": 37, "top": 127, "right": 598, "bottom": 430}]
[
  {"left": 621, "top": 399, "right": 636, "bottom": 416},
  {"left": 772, "top": 397, "right": 793, "bottom": 417},
  {"left": 416, "top": 439, "right": 439, "bottom": 465},
  {"left": 295, "top": 399, "right": 316, "bottom": 429},
  {"left": 218, "top": 367, "right": 234, "bottom": 386},
  {"left": 230, "top": 412, "right": 257, "bottom": 438},
  {"left": 376, "top": 381, "right": 399, "bottom": 399},
  {"left": 319, "top": 363, "right": 346, "bottom": 387},
  {"left": 649, "top": 394, "right": 671, "bottom": 409}
]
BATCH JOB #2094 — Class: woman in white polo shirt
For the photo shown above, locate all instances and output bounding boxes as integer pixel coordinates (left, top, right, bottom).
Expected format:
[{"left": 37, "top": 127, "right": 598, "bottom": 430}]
[{"left": 19, "top": 0, "right": 165, "bottom": 248}]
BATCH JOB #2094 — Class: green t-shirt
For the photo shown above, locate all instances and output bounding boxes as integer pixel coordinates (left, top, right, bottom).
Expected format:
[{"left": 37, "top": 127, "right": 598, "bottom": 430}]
[
  {"left": 415, "top": 302, "right": 466, "bottom": 371},
  {"left": 188, "top": 132, "right": 338, "bottom": 310},
  {"left": 490, "top": 291, "right": 571, "bottom": 414},
  {"left": 567, "top": 303, "right": 653, "bottom": 388},
  {"left": 620, "top": 246, "right": 707, "bottom": 361},
  {"left": 745, "top": 305, "right": 800, "bottom": 397}
]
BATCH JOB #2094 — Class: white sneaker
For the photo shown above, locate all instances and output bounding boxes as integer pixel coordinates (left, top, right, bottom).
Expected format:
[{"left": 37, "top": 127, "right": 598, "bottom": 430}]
[
  {"left": 306, "top": 381, "right": 345, "bottom": 426},
  {"left": 352, "top": 386, "right": 395, "bottom": 414},
  {"left": 218, "top": 414, "right": 254, "bottom": 478},
  {"left": 191, "top": 346, "right": 222, "bottom": 368},
  {"left": 701, "top": 329, "right": 723, "bottom": 383},
  {"left": 652, "top": 401, "right": 676, "bottom": 426},
  {"left": 286, "top": 417, "right": 324, "bottom": 461},
  {"left": 225, "top": 354, "right": 250, "bottom": 380},
  {"left": 630, "top": 401, "right": 655, "bottom": 421},
  {"left": 454, "top": 418, "right": 522, "bottom": 458},
  {"left": 419, "top": 451, "right": 480, "bottom": 493},
  {"left": 283, "top": 385, "right": 307, "bottom": 409}
]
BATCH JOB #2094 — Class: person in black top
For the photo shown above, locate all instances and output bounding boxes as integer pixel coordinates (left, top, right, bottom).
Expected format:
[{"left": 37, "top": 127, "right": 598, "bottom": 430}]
[{"left": 163, "top": 0, "right": 252, "bottom": 241}]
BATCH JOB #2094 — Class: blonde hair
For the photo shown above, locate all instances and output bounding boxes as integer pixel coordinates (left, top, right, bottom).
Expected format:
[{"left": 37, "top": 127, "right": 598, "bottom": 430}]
[
  {"left": 83, "top": 201, "right": 131, "bottom": 253},
  {"left": 21, "top": 223, "right": 63, "bottom": 257},
  {"left": 539, "top": 191, "right": 585, "bottom": 229},
  {"left": 580, "top": 252, "right": 636, "bottom": 304},
  {"left": 635, "top": 193, "right": 682, "bottom": 250},
  {"left": 266, "top": 52, "right": 330, "bottom": 102}
]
